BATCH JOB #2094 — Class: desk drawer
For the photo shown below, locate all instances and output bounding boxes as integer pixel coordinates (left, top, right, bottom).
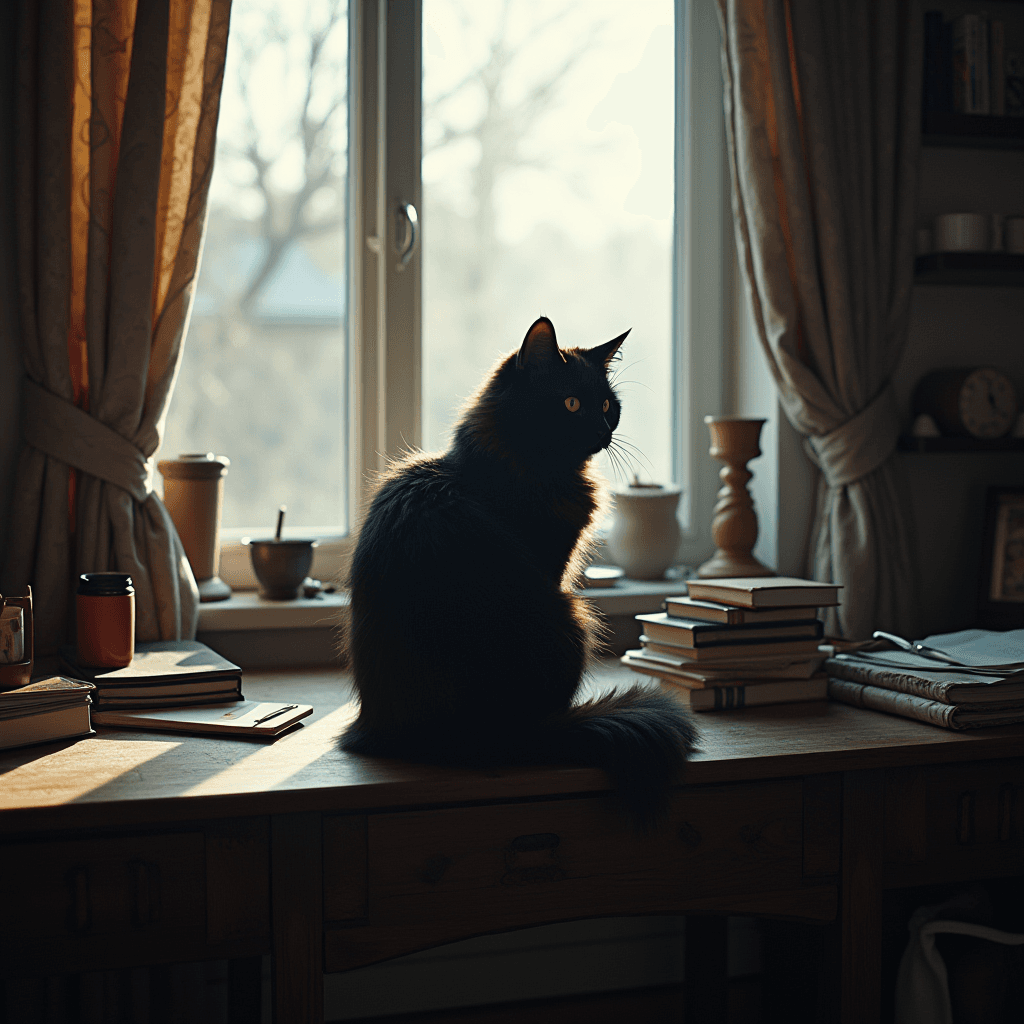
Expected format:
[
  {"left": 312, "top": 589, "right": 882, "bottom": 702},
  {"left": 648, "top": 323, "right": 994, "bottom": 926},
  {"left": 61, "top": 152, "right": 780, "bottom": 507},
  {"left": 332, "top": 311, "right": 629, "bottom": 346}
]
[
  {"left": 369, "top": 781, "right": 802, "bottom": 921},
  {"left": 0, "top": 819, "right": 270, "bottom": 973},
  {"left": 884, "top": 759, "right": 1024, "bottom": 887}
]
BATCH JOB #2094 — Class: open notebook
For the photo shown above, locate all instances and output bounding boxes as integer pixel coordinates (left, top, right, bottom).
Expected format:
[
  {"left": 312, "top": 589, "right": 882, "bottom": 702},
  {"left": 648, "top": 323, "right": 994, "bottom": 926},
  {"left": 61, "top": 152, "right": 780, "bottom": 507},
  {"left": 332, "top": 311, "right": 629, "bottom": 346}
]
[{"left": 91, "top": 701, "right": 312, "bottom": 738}]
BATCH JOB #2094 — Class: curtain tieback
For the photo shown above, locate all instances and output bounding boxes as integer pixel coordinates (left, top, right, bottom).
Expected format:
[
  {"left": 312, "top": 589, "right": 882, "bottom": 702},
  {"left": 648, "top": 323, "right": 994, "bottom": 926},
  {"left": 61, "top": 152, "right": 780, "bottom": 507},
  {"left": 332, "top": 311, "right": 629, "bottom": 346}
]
[
  {"left": 805, "top": 385, "right": 899, "bottom": 488},
  {"left": 22, "top": 378, "right": 155, "bottom": 503}
]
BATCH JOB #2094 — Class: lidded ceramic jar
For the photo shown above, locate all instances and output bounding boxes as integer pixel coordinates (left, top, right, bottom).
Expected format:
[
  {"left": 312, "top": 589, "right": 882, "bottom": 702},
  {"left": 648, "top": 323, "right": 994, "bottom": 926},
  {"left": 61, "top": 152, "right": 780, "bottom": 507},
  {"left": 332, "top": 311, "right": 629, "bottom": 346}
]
[
  {"left": 606, "top": 482, "right": 683, "bottom": 580},
  {"left": 76, "top": 573, "right": 135, "bottom": 667}
]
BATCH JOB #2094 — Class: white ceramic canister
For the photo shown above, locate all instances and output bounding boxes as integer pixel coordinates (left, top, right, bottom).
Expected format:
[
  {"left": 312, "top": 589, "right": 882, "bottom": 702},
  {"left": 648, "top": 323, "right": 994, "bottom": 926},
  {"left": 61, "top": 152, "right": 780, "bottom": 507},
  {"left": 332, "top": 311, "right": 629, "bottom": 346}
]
[
  {"left": 933, "top": 213, "right": 990, "bottom": 252},
  {"left": 606, "top": 482, "right": 683, "bottom": 581}
]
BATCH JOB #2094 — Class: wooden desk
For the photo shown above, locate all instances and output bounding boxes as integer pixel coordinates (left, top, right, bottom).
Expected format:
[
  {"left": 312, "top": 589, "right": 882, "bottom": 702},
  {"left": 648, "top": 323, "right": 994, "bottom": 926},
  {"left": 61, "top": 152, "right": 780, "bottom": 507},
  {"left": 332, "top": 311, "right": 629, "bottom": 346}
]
[{"left": 1, "top": 664, "right": 1021, "bottom": 1024}]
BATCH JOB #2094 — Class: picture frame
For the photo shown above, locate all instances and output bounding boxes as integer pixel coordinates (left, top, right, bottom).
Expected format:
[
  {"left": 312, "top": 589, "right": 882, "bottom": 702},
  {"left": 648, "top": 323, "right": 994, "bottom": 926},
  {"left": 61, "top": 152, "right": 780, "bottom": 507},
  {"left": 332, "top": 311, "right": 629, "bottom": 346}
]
[{"left": 977, "top": 486, "right": 1024, "bottom": 630}]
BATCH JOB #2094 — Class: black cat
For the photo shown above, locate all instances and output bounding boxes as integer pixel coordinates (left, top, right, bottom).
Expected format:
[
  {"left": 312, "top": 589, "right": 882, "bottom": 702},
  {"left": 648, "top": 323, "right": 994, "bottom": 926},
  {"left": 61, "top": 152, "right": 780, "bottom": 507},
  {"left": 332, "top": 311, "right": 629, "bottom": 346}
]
[{"left": 341, "top": 317, "right": 696, "bottom": 827}]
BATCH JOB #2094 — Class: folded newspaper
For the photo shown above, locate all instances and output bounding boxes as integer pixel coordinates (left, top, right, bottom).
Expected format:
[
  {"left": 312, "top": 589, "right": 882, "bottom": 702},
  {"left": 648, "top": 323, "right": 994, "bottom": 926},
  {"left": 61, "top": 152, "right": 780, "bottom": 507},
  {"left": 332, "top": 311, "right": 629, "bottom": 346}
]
[{"left": 826, "top": 629, "right": 1024, "bottom": 729}]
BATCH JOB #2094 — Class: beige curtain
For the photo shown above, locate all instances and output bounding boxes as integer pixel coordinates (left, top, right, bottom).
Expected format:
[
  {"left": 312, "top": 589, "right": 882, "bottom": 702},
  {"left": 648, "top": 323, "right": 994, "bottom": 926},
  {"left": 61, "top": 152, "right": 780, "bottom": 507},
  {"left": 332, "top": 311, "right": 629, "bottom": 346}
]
[
  {"left": 718, "top": 0, "right": 922, "bottom": 639},
  {"left": 2, "top": 0, "right": 231, "bottom": 655}
]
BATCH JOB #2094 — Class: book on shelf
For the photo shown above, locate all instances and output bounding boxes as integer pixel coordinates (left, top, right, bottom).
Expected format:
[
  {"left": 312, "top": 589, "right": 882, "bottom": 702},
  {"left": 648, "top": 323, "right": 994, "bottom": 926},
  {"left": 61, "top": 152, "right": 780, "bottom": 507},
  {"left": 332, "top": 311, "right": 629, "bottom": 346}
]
[
  {"left": 663, "top": 595, "right": 821, "bottom": 625},
  {"left": 622, "top": 650, "right": 826, "bottom": 685},
  {"left": 685, "top": 576, "right": 841, "bottom": 609},
  {"left": 827, "top": 678, "right": 1024, "bottom": 730},
  {"left": 91, "top": 701, "right": 313, "bottom": 739},
  {"left": 0, "top": 676, "right": 95, "bottom": 751},
  {"left": 659, "top": 675, "right": 828, "bottom": 712},
  {"left": 60, "top": 639, "right": 243, "bottom": 709},
  {"left": 636, "top": 612, "right": 823, "bottom": 648},
  {"left": 925, "top": 10, "right": 1015, "bottom": 122}
]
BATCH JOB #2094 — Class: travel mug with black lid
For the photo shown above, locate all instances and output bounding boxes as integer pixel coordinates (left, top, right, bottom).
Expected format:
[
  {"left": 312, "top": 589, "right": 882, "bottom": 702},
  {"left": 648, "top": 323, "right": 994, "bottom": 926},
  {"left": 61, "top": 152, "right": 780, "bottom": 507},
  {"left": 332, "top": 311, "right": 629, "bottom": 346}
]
[{"left": 76, "top": 573, "right": 135, "bottom": 668}]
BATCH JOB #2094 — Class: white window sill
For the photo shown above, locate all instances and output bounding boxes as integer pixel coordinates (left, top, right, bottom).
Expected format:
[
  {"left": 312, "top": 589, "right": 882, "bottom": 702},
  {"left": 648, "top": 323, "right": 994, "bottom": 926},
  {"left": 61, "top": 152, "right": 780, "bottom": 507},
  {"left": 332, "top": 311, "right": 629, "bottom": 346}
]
[
  {"left": 196, "top": 575, "right": 691, "bottom": 634},
  {"left": 196, "top": 590, "right": 350, "bottom": 632}
]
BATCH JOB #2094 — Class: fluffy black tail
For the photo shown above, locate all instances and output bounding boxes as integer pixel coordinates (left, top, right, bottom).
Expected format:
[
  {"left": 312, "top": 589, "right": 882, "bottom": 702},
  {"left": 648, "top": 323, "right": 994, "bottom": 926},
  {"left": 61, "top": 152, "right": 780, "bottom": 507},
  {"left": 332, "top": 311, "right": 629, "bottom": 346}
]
[
  {"left": 341, "top": 684, "right": 698, "bottom": 831},
  {"left": 536, "top": 685, "right": 699, "bottom": 830}
]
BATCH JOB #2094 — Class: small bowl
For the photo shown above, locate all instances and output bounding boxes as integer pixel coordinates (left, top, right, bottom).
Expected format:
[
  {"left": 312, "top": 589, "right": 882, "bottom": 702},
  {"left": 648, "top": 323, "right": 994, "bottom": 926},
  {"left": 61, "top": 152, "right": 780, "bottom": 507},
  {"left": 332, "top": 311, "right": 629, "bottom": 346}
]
[{"left": 243, "top": 538, "right": 318, "bottom": 600}]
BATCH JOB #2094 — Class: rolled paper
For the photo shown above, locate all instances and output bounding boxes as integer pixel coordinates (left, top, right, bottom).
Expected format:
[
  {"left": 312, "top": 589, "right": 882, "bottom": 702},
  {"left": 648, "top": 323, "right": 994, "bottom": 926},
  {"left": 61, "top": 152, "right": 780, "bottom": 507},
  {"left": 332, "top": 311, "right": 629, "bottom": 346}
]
[{"left": 0, "top": 605, "right": 25, "bottom": 664}]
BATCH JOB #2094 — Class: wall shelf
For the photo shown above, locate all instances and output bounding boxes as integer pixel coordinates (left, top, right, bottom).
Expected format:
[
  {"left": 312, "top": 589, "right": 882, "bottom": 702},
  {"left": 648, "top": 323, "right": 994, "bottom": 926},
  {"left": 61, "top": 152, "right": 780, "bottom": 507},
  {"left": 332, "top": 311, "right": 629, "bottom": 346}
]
[
  {"left": 914, "top": 252, "right": 1024, "bottom": 286},
  {"left": 897, "top": 435, "right": 1024, "bottom": 454},
  {"left": 922, "top": 112, "right": 1024, "bottom": 149}
]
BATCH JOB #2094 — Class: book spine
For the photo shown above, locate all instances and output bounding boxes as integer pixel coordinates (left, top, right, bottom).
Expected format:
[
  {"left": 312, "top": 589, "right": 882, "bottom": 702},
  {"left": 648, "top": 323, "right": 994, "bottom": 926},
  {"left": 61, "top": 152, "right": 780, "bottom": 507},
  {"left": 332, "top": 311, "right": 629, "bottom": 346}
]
[
  {"left": 991, "top": 21, "right": 1005, "bottom": 117},
  {"left": 952, "top": 16, "right": 969, "bottom": 113},
  {"left": 923, "top": 11, "right": 944, "bottom": 114},
  {"left": 824, "top": 657, "right": 954, "bottom": 703},
  {"left": 978, "top": 16, "right": 990, "bottom": 115},
  {"left": 827, "top": 678, "right": 960, "bottom": 729},
  {"left": 1008, "top": 53, "right": 1024, "bottom": 117},
  {"left": 940, "top": 20, "right": 953, "bottom": 113}
]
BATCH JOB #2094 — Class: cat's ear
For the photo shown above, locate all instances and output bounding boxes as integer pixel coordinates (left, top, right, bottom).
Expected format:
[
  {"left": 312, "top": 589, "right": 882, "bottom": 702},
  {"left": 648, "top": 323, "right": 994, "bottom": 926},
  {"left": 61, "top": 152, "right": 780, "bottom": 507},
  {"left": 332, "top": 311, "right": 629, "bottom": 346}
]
[
  {"left": 516, "top": 317, "right": 565, "bottom": 370},
  {"left": 583, "top": 328, "right": 630, "bottom": 370}
]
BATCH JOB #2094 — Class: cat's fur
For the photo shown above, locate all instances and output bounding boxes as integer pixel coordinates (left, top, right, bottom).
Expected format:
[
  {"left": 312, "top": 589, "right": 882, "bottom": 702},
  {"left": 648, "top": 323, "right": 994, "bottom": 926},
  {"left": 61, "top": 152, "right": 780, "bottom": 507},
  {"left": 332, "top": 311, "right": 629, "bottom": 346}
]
[{"left": 341, "top": 317, "right": 697, "bottom": 827}]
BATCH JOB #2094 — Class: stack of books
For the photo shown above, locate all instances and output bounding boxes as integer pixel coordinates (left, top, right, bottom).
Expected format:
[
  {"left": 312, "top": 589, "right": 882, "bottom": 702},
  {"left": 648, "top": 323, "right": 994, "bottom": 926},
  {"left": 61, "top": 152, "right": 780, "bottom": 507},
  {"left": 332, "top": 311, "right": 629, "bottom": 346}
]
[
  {"left": 826, "top": 628, "right": 1024, "bottom": 730},
  {"left": 621, "top": 576, "right": 841, "bottom": 711},
  {"left": 59, "top": 640, "right": 243, "bottom": 711},
  {"left": 0, "top": 677, "right": 95, "bottom": 751}
]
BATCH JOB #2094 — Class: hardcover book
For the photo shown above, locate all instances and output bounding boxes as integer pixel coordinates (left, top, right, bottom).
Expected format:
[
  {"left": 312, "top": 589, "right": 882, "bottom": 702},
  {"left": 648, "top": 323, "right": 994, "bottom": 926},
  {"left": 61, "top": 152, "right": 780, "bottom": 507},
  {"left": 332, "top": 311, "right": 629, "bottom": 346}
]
[
  {"left": 60, "top": 640, "right": 243, "bottom": 709},
  {"left": 827, "top": 678, "right": 1024, "bottom": 730},
  {"left": 636, "top": 612, "right": 823, "bottom": 648},
  {"left": 685, "top": 577, "right": 841, "bottom": 609},
  {"left": 622, "top": 650, "right": 826, "bottom": 684},
  {"left": 659, "top": 676, "right": 828, "bottom": 711},
  {"left": 633, "top": 635, "right": 823, "bottom": 663},
  {"left": 0, "top": 677, "right": 95, "bottom": 751},
  {"left": 663, "top": 596, "right": 821, "bottom": 625}
]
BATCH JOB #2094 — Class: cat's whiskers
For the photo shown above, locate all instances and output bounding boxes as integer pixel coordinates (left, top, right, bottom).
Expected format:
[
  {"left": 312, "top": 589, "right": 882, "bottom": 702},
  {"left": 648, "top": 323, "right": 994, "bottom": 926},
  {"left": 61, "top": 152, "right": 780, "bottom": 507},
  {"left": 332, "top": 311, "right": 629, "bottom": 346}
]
[
  {"left": 605, "top": 440, "right": 643, "bottom": 482},
  {"left": 609, "top": 435, "right": 655, "bottom": 476}
]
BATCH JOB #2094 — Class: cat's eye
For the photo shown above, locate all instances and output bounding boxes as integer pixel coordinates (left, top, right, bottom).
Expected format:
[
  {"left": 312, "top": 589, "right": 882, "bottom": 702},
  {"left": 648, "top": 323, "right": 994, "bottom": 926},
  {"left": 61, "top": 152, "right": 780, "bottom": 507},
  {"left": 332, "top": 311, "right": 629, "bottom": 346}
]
[
  {"left": 565, "top": 397, "right": 580, "bottom": 412},
  {"left": 602, "top": 399, "right": 610, "bottom": 413}
]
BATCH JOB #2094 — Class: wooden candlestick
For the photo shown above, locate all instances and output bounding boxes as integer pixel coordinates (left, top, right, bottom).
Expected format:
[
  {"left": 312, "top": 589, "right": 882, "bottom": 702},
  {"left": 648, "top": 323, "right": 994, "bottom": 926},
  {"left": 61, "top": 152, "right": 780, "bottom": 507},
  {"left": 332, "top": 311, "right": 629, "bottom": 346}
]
[{"left": 697, "top": 417, "right": 775, "bottom": 579}]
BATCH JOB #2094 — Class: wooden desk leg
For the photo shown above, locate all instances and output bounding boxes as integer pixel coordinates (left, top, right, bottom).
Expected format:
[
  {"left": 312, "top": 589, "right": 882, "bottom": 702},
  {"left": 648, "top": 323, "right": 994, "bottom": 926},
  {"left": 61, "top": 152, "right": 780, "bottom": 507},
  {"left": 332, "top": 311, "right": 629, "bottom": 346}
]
[
  {"left": 272, "top": 813, "right": 323, "bottom": 1024},
  {"left": 839, "top": 770, "right": 884, "bottom": 1024},
  {"left": 684, "top": 916, "right": 728, "bottom": 1024}
]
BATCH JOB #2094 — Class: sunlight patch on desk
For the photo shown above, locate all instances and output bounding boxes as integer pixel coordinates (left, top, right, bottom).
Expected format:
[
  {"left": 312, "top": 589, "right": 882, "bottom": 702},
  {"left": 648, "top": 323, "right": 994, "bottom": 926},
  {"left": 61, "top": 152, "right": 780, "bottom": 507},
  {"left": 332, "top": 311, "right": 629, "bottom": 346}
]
[
  {"left": 181, "top": 702, "right": 359, "bottom": 795},
  {"left": 1, "top": 740, "right": 183, "bottom": 806}
]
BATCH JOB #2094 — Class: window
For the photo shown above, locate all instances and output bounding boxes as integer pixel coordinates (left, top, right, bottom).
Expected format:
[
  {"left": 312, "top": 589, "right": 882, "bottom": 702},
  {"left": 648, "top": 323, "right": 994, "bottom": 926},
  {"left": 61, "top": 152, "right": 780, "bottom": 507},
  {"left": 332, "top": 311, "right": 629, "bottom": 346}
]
[
  {"left": 167, "top": 0, "right": 729, "bottom": 589},
  {"left": 421, "top": 1, "right": 675, "bottom": 486},
  {"left": 162, "top": 0, "right": 350, "bottom": 536}
]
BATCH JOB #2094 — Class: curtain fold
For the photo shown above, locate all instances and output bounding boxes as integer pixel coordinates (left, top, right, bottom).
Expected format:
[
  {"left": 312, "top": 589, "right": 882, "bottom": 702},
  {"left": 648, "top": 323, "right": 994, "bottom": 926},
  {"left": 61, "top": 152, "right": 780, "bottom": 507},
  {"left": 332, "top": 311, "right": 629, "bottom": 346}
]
[
  {"left": 2, "top": 0, "right": 232, "bottom": 655},
  {"left": 717, "top": 0, "right": 922, "bottom": 638}
]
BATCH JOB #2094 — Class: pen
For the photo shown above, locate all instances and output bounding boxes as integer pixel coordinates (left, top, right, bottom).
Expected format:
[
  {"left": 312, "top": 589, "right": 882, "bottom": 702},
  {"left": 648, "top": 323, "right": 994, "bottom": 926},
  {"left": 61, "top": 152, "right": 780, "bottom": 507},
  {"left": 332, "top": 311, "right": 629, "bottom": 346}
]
[{"left": 251, "top": 704, "right": 299, "bottom": 727}]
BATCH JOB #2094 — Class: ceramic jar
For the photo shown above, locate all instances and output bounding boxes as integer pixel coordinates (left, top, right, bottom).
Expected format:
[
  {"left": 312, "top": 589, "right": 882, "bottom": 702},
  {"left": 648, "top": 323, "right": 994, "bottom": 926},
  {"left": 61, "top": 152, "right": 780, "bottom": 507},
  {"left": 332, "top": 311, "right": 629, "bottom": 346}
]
[
  {"left": 606, "top": 483, "right": 682, "bottom": 580},
  {"left": 158, "top": 453, "right": 232, "bottom": 602}
]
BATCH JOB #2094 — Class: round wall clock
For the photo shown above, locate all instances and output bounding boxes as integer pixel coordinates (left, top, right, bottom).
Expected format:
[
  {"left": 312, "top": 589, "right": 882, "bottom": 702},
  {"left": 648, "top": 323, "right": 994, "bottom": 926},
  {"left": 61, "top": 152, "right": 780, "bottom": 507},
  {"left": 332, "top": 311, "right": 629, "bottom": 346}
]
[{"left": 911, "top": 367, "right": 1019, "bottom": 439}]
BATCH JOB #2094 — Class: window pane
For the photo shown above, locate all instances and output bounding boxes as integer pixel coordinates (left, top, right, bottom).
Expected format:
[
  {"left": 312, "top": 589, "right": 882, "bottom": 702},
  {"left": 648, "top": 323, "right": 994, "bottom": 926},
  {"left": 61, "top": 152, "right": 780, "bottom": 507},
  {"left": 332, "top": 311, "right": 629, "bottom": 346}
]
[
  {"left": 422, "top": 0, "right": 674, "bottom": 486},
  {"left": 162, "top": 0, "right": 349, "bottom": 532}
]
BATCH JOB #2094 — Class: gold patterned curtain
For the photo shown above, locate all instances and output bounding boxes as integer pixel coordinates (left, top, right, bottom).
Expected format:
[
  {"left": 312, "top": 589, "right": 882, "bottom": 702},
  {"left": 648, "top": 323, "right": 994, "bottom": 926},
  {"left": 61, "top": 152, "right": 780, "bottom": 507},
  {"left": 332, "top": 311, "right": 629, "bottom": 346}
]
[
  {"left": 2, "top": 0, "right": 232, "bottom": 655},
  {"left": 717, "top": 0, "right": 922, "bottom": 639}
]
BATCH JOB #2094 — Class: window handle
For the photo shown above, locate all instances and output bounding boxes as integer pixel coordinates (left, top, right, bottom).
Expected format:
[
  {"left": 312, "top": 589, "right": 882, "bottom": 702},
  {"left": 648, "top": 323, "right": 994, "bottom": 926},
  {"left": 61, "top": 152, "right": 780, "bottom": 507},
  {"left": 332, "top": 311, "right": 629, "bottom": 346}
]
[{"left": 395, "top": 201, "right": 419, "bottom": 270}]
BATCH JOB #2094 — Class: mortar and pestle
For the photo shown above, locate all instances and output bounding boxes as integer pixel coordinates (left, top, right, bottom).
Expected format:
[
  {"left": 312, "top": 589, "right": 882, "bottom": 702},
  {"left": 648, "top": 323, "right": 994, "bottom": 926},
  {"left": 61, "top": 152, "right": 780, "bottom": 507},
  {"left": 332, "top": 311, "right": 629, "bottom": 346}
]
[{"left": 243, "top": 507, "right": 318, "bottom": 600}]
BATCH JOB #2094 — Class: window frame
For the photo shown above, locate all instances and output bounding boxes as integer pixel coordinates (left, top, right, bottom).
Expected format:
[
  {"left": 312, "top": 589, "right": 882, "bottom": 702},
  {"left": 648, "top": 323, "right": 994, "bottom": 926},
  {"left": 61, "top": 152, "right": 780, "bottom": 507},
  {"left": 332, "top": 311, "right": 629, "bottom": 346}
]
[{"left": 215, "top": 0, "right": 728, "bottom": 592}]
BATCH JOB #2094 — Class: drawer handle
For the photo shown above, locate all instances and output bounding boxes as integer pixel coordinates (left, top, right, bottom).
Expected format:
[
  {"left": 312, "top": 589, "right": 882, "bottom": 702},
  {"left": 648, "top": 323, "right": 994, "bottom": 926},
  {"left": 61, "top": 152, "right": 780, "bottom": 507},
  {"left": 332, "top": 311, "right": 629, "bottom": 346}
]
[
  {"left": 69, "top": 866, "right": 90, "bottom": 934},
  {"left": 509, "top": 833, "right": 559, "bottom": 853},
  {"left": 957, "top": 792, "right": 975, "bottom": 845},
  {"left": 503, "top": 833, "right": 565, "bottom": 885},
  {"left": 131, "top": 860, "right": 161, "bottom": 926}
]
